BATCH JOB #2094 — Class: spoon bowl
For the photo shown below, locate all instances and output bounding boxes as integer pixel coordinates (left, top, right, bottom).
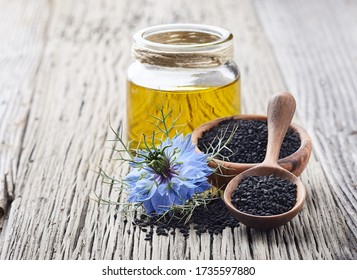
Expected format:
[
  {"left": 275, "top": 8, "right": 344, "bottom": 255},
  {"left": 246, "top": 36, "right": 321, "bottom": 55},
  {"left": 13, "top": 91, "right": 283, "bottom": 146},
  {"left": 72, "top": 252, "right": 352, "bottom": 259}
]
[
  {"left": 223, "top": 165, "right": 306, "bottom": 229},
  {"left": 223, "top": 92, "right": 307, "bottom": 229}
]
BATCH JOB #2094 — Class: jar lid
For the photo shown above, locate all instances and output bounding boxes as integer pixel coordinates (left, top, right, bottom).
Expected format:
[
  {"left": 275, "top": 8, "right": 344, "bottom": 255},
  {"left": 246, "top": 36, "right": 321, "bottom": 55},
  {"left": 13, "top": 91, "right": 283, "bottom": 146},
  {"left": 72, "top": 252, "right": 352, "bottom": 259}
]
[{"left": 132, "top": 24, "right": 234, "bottom": 68}]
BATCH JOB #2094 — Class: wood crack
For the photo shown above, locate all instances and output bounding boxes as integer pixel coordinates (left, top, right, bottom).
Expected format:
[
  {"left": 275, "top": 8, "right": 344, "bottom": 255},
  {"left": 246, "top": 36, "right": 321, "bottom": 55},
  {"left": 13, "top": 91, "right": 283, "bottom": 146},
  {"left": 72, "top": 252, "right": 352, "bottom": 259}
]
[{"left": 0, "top": 174, "right": 11, "bottom": 220}]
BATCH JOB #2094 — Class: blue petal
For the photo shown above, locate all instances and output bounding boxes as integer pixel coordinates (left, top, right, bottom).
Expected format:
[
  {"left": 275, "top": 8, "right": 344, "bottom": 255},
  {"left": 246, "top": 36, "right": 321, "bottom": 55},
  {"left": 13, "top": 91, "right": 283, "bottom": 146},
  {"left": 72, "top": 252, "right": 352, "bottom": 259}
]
[
  {"left": 157, "top": 183, "right": 168, "bottom": 196},
  {"left": 127, "top": 179, "right": 157, "bottom": 202},
  {"left": 193, "top": 180, "right": 212, "bottom": 194},
  {"left": 150, "top": 192, "right": 171, "bottom": 214},
  {"left": 176, "top": 178, "right": 196, "bottom": 189},
  {"left": 180, "top": 167, "right": 204, "bottom": 180},
  {"left": 180, "top": 134, "right": 193, "bottom": 149},
  {"left": 168, "top": 187, "right": 189, "bottom": 204},
  {"left": 124, "top": 169, "right": 144, "bottom": 183},
  {"left": 143, "top": 200, "right": 155, "bottom": 214}
]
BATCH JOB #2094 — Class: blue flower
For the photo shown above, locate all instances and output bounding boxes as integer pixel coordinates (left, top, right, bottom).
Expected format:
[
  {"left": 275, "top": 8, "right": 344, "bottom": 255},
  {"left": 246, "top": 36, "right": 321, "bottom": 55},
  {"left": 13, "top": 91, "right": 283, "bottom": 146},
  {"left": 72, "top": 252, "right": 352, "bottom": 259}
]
[{"left": 124, "top": 134, "right": 213, "bottom": 215}]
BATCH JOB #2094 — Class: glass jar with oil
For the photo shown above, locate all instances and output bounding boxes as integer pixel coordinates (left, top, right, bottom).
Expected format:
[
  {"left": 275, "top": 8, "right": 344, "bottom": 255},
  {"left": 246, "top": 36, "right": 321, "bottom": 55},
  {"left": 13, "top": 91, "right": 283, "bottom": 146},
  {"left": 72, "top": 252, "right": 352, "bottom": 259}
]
[{"left": 127, "top": 24, "right": 240, "bottom": 148}]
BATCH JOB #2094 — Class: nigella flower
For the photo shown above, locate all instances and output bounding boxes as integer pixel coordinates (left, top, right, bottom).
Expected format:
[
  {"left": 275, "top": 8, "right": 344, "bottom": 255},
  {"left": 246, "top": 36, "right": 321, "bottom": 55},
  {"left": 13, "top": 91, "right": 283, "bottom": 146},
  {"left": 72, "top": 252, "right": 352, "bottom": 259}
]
[{"left": 124, "top": 134, "right": 213, "bottom": 215}]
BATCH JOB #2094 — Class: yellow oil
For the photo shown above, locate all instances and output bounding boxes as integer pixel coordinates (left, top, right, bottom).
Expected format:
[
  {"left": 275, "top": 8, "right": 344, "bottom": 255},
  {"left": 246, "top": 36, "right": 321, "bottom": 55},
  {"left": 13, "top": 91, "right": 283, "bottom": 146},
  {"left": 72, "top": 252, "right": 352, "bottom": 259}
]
[{"left": 126, "top": 79, "right": 240, "bottom": 149}]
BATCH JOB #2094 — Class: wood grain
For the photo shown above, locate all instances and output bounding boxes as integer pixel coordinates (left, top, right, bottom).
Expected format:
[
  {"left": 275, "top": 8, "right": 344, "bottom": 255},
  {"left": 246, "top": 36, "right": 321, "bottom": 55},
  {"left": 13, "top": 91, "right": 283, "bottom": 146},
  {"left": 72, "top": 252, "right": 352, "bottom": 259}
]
[
  {"left": 0, "top": 0, "right": 355, "bottom": 259},
  {"left": 254, "top": 0, "right": 357, "bottom": 251},
  {"left": 0, "top": 0, "right": 50, "bottom": 221}
]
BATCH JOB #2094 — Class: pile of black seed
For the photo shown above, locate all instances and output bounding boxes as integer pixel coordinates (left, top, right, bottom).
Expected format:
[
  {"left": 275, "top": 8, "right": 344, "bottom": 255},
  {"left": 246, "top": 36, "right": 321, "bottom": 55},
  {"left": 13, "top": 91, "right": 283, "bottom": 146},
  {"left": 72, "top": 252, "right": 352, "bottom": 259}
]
[
  {"left": 197, "top": 119, "right": 301, "bottom": 163},
  {"left": 132, "top": 198, "right": 240, "bottom": 241},
  {"left": 231, "top": 175, "right": 297, "bottom": 216}
]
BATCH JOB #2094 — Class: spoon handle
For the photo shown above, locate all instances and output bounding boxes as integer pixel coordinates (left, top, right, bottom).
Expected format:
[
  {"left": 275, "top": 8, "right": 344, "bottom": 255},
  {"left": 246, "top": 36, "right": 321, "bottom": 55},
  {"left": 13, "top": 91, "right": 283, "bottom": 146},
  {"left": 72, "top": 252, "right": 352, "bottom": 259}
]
[{"left": 263, "top": 92, "right": 296, "bottom": 166}]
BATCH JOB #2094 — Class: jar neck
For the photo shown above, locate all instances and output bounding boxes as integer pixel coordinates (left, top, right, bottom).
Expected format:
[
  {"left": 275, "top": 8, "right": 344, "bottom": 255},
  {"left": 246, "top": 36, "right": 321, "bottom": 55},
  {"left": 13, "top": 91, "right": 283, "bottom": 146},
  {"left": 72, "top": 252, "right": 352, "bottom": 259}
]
[{"left": 132, "top": 24, "right": 234, "bottom": 68}]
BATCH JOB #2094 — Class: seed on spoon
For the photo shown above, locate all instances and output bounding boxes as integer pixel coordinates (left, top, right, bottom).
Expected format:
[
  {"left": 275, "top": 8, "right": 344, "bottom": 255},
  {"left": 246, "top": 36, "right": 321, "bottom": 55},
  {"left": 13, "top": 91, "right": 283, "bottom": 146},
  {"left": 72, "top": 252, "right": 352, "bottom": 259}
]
[{"left": 231, "top": 175, "right": 297, "bottom": 216}]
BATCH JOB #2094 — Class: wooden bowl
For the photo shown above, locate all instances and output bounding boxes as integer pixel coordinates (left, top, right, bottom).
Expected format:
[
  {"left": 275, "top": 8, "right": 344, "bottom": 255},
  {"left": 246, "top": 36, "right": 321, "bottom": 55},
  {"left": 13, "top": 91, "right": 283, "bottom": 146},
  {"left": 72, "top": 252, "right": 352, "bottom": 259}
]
[{"left": 191, "top": 115, "right": 312, "bottom": 189}]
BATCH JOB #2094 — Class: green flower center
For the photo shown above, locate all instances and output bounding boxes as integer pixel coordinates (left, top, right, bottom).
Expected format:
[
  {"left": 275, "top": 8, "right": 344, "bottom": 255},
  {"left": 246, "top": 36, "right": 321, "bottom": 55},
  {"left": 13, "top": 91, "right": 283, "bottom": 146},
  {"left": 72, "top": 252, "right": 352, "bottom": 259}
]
[{"left": 148, "top": 153, "right": 172, "bottom": 179}]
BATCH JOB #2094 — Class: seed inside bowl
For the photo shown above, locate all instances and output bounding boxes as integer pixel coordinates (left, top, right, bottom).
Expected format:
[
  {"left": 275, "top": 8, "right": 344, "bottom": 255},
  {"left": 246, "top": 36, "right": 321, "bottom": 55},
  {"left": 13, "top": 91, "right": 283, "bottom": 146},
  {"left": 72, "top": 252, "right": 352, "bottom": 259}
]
[
  {"left": 197, "top": 119, "right": 301, "bottom": 163},
  {"left": 231, "top": 175, "right": 297, "bottom": 216}
]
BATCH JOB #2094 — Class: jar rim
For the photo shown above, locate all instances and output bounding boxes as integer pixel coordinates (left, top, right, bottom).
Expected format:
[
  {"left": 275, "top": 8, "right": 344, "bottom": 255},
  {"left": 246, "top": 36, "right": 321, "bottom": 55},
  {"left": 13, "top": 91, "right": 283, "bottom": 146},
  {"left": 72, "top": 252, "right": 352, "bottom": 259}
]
[
  {"left": 132, "top": 24, "right": 234, "bottom": 68},
  {"left": 133, "top": 23, "right": 233, "bottom": 52}
]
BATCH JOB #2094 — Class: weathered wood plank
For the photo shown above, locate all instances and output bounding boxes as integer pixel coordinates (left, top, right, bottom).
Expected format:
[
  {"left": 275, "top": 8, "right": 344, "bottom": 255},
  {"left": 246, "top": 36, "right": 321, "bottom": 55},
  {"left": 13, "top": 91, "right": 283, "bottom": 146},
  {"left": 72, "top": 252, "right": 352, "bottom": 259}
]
[
  {"left": 0, "top": 0, "right": 50, "bottom": 225},
  {"left": 0, "top": 1, "right": 49, "bottom": 218},
  {"left": 254, "top": 0, "right": 357, "bottom": 255},
  {"left": 0, "top": 0, "right": 126, "bottom": 259},
  {"left": 0, "top": 0, "right": 355, "bottom": 260}
]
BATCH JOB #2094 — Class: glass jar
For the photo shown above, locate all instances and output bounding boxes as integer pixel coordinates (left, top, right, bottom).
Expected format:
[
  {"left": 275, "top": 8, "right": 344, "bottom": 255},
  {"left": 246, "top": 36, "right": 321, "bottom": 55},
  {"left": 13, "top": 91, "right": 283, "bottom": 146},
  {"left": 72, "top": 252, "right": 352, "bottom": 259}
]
[{"left": 127, "top": 23, "right": 240, "bottom": 148}]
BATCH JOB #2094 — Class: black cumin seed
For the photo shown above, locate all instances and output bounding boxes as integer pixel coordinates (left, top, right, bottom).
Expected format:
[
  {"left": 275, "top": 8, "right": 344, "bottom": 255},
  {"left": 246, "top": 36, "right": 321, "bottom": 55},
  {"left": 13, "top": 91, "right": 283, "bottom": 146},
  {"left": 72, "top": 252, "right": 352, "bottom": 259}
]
[
  {"left": 197, "top": 119, "right": 301, "bottom": 163},
  {"left": 232, "top": 175, "right": 297, "bottom": 216},
  {"left": 132, "top": 198, "right": 240, "bottom": 241}
]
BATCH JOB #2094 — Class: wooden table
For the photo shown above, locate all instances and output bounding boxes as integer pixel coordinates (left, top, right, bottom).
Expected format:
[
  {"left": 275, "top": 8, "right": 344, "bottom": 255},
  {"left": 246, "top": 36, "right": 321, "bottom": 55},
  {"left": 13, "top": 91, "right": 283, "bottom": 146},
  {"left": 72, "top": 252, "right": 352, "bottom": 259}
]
[{"left": 0, "top": 0, "right": 356, "bottom": 260}]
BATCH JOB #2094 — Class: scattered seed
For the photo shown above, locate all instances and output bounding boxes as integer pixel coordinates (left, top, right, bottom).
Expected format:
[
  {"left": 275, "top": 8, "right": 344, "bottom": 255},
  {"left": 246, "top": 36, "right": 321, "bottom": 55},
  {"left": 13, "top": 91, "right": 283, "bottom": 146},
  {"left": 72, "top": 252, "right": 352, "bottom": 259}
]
[{"left": 132, "top": 198, "right": 240, "bottom": 240}]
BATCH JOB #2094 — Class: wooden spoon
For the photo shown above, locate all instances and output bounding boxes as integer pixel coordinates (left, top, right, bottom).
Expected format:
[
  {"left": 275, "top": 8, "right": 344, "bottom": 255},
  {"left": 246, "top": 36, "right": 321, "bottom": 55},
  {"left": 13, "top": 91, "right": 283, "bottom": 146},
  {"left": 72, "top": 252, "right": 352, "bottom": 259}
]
[{"left": 223, "top": 92, "right": 306, "bottom": 229}]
